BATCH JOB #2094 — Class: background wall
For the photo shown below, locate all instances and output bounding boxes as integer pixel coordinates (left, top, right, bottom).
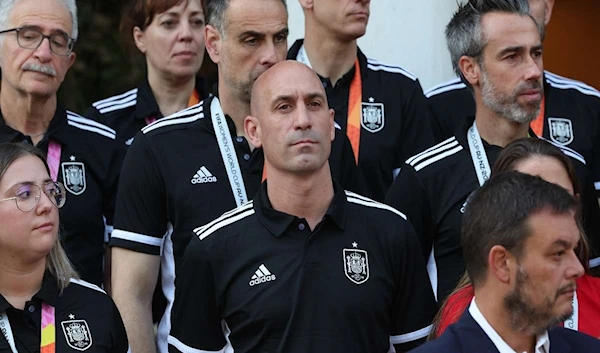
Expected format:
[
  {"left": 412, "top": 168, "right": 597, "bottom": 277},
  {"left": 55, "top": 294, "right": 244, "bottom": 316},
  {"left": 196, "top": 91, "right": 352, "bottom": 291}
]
[{"left": 287, "top": 0, "right": 461, "bottom": 91}]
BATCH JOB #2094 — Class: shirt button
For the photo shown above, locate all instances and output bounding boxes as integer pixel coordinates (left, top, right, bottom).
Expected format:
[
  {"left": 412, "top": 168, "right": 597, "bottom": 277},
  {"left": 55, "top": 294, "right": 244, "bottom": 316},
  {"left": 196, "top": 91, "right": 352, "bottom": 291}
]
[
  {"left": 28, "top": 305, "right": 35, "bottom": 313},
  {"left": 298, "top": 223, "right": 306, "bottom": 231},
  {"left": 236, "top": 137, "right": 244, "bottom": 143},
  {"left": 243, "top": 154, "right": 250, "bottom": 161}
]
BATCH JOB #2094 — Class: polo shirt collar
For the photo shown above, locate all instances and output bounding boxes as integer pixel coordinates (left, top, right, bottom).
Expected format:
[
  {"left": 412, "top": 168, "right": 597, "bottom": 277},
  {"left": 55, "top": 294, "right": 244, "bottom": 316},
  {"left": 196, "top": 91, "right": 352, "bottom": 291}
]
[
  {"left": 0, "top": 271, "right": 60, "bottom": 312},
  {"left": 454, "top": 115, "right": 537, "bottom": 149},
  {"left": 469, "top": 298, "right": 550, "bottom": 353},
  {"left": 0, "top": 103, "right": 71, "bottom": 147},
  {"left": 254, "top": 180, "right": 348, "bottom": 238}
]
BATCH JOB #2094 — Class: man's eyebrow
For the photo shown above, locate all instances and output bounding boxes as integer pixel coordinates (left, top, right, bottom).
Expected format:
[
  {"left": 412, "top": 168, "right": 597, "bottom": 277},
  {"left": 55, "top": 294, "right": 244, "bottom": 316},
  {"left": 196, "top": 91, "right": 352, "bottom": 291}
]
[
  {"left": 239, "top": 30, "right": 264, "bottom": 39},
  {"left": 21, "top": 24, "right": 69, "bottom": 37},
  {"left": 497, "top": 45, "right": 525, "bottom": 57},
  {"left": 304, "top": 92, "right": 326, "bottom": 101}
]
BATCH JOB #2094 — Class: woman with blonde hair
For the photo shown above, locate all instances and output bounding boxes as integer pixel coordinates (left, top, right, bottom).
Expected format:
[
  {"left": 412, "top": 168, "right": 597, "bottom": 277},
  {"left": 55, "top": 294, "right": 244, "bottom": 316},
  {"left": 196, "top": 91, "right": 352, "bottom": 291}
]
[
  {"left": 0, "top": 143, "right": 128, "bottom": 352},
  {"left": 430, "top": 138, "right": 600, "bottom": 340}
]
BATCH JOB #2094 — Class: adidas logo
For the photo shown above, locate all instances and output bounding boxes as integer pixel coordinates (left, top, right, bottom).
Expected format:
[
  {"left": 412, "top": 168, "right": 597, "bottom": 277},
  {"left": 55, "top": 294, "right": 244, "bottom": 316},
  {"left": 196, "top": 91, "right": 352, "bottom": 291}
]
[
  {"left": 191, "top": 166, "right": 217, "bottom": 184},
  {"left": 249, "top": 264, "right": 276, "bottom": 287}
]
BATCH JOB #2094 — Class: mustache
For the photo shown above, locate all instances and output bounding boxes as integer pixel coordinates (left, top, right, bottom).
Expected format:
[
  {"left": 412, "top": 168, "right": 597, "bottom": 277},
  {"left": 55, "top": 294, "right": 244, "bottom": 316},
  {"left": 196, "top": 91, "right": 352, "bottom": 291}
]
[
  {"left": 555, "top": 283, "right": 576, "bottom": 299},
  {"left": 515, "top": 79, "right": 542, "bottom": 94},
  {"left": 22, "top": 63, "right": 57, "bottom": 77}
]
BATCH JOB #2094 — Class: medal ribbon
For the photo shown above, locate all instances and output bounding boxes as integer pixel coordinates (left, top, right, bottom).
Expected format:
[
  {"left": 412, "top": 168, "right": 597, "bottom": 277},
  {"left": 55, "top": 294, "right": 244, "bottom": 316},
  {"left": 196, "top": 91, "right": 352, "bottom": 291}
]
[
  {"left": 0, "top": 303, "right": 55, "bottom": 353},
  {"left": 46, "top": 140, "right": 62, "bottom": 182},
  {"left": 297, "top": 45, "right": 361, "bottom": 164}
]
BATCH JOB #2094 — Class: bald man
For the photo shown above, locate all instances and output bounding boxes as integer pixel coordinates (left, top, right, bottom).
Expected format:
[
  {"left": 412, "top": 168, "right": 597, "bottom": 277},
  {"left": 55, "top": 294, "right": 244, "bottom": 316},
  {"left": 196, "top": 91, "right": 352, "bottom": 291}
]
[{"left": 167, "top": 61, "right": 437, "bottom": 353}]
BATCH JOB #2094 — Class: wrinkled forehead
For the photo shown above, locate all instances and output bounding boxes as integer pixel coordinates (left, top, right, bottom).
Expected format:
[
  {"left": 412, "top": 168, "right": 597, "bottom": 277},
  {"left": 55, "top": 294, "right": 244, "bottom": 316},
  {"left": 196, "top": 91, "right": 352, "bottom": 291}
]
[{"left": 8, "top": 0, "right": 72, "bottom": 35}]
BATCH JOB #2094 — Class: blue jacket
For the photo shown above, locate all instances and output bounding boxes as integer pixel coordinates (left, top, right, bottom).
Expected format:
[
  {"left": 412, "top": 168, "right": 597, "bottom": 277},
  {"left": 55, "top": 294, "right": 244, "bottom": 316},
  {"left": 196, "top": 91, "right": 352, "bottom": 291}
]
[{"left": 410, "top": 310, "right": 600, "bottom": 353}]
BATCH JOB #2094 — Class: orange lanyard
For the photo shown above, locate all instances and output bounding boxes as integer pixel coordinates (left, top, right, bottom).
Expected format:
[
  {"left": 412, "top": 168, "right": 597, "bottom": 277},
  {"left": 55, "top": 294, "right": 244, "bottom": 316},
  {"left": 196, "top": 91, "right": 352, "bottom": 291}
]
[
  {"left": 529, "top": 96, "right": 545, "bottom": 136},
  {"left": 346, "top": 60, "right": 362, "bottom": 165}
]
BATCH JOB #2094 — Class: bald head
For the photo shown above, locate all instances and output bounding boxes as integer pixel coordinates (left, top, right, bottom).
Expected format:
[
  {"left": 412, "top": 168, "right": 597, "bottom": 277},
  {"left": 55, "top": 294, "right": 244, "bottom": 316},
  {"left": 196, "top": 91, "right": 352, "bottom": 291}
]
[{"left": 251, "top": 60, "right": 327, "bottom": 118}]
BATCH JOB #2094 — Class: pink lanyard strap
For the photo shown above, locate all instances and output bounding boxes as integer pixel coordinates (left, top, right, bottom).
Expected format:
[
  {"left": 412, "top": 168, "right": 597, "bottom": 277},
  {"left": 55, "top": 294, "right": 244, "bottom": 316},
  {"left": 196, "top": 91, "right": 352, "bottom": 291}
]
[
  {"left": 145, "top": 117, "right": 157, "bottom": 125},
  {"left": 46, "top": 140, "right": 62, "bottom": 182},
  {"left": 40, "top": 303, "right": 56, "bottom": 353}
]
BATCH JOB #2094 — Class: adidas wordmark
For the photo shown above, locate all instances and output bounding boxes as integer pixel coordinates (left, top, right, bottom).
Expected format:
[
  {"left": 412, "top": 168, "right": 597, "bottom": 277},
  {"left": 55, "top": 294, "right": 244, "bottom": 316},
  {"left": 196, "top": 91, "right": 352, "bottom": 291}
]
[
  {"left": 191, "top": 166, "right": 217, "bottom": 184},
  {"left": 249, "top": 264, "right": 276, "bottom": 287}
]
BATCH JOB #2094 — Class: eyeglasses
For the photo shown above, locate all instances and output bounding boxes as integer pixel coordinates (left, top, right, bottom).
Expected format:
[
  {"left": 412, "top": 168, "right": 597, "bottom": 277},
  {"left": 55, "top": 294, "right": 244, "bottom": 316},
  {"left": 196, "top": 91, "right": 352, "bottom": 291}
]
[
  {"left": 0, "top": 26, "right": 75, "bottom": 56},
  {"left": 0, "top": 182, "right": 66, "bottom": 212}
]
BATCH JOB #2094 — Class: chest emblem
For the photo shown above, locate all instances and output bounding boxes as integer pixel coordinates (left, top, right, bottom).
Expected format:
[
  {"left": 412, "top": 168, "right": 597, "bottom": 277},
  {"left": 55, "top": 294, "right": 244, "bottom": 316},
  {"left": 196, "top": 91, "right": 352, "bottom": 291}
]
[
  {"left": 62, "top": 157, "right": 86, "bottom": 196},
  {"left": 344, "top": 242, "right": 369, "bottom": 284},
  {"left": 361, "top": 97, "right": 385, "bottom": 133},
  {"left": 61, "top": 317, "right": 92, "bottom": 351},
  {"left": 548, "top": 117, "right": 574, "bottom": 146}
]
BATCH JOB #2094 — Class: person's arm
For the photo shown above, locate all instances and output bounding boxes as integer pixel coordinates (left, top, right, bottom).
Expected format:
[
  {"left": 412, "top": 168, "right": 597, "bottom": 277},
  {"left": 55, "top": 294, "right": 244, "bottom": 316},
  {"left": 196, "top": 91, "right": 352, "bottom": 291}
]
[
  {"left": 108, "top": 287, "right": 133, "bottom": 353},
  {"left": 168, "top": 236, "right": 226, "bottom": 353},
  {"left": 112, "top": 248, "right": 160, "bottom": 353},
  {"left": 390, "top": 219, "right": 438, "bottom": 352}
]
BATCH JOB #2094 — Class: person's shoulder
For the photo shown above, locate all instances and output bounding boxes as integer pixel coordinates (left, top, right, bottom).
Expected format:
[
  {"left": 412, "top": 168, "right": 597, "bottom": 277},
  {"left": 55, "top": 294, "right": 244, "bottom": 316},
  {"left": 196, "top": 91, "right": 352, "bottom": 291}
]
[
  {"left": 140, "top": 101, "right": 206, "bottom": 138},
  {"left": 191, "top": 200, "right": 256, "bottom": 245},
  {"left": 548, "top": 327, "right": 600, "bottom": 349},
  {"left": 539, "top": 137, "right": 587, "bottom": 167},
  {"left": 362, "top": 55, "right": 420, "bottom": 86},
  {"left": 64, "top": 278, "right": 109, "bottom": 299},
  {"left": 345, "top": 190, "right": 408, "bottom": 221},
  {"left": 424, "top": 77, "right": 469, "bottom": 100},
  {"left": 88, "top": 88, "right": 139, "bottom": 116},
  {"left": 404, "top": 136, "right": 466, "bottom": 176},
  {"left": 408, "top": 331, "right": 462, "bottom": 353},
  {"left": 545, "top": 71, "right": 600, "bottom": 101},
  {"left": 65, "top": 110, "right": 117, "bottom": 141}
]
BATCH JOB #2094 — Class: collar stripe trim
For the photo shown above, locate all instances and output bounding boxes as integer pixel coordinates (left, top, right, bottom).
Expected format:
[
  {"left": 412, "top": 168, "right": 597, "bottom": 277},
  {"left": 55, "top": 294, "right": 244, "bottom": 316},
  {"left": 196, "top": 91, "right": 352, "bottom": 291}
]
[
  {"left": 192, "top": 201, "right": 254, "bottom": 235},
  {"left": 167, "top": 335, "right": 225, "bottom": 353},
  {"left": 390, "top": 324, "right": 433, "bottom": 344},
  {"left": 545, "top": 71, "right": 599, "bottom": 92},
  {"left": 111, "top": 229, "right": 163, "bottom": 247},
  {"left": 424, "top": 77, "right": 463, "bottom": 95},
  {"left": 69, "top": 278, "right": 106, "bottom": 293},
  {"left": 406, "top": 137, "right": 458, "bottom": 166},
  {"left": 67, "top": 112, "right": 117, "bottom": 134},
  {"left": 546, "top": 80, "right": 600, "bottom": 98},
  {"left": 98, "top": 100, "right": 137, "bottom": 114},
  {"left": 92, "top": 88, "right": 138, "bottom": 107},
  {"left": 195, "top": 209, "right": 255, "bottom": 241},
  {"left": 366, "top": 58, "right": 417, "bottom": 80},
  {"left": 94, "top": 92, "right": 137, "bottom": 110},
  {"left": 346, "top": 192, "right": 407, "bottom": 220},
  {"left": 413, "top": 145, "right": 464, "bottom": 172},
  {"left": 366, "top": 63, "right": 417, "bottom": 81},
  {"left": 66, "top": 120, "right": 116, "bottom": 139},
  {"left": 425, "top": 82, "right": 467, "bottom": 98},
  {"left": 142, "top": 109, "right": 204, "bottom": 134}
]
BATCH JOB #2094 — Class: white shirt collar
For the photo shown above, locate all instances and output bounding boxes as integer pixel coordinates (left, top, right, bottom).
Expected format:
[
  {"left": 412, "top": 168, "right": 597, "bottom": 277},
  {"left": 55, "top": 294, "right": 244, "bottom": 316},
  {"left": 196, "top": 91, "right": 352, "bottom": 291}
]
[{"left": 469, "top": 298, "right": 550, "bottom": 353}]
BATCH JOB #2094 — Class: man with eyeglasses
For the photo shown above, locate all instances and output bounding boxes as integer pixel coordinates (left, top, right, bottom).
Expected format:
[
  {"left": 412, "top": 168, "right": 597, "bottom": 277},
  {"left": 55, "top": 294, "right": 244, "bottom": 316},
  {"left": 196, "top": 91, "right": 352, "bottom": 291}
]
[{"left": 0, "top": 0, "right": 123, "bottom": 287}]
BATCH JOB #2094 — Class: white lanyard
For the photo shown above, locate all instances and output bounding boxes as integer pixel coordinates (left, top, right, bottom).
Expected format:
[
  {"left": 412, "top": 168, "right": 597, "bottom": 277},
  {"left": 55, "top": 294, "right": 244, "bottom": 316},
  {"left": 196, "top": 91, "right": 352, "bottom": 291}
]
[
  {"left": 210, "top": 97, "right": 249, "bottom": 207},
  {"left": 467, "top": 121, "right": 492, "bottom": 187},
  {"left": 0, "top": 311, "right": 18, "bottom": 353},
  {"left": 564, "top": 291, "right": 579, "bottom": 331},
  {"left": 296, "top": 45, "right": 313, "bottom": 69}
]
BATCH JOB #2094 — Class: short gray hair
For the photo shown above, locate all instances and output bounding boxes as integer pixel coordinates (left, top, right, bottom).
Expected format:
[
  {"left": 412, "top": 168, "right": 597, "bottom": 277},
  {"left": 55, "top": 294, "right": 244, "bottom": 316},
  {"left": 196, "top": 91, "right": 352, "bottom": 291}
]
[
  {"left": 445, "top": 0, "right": 536, "bottom": 84},
  {"left": 0, "top": 0, "right": 78, "bottom": 40},
  {"left": 206, "top": 0, "right": 287, "bottom": 36}
]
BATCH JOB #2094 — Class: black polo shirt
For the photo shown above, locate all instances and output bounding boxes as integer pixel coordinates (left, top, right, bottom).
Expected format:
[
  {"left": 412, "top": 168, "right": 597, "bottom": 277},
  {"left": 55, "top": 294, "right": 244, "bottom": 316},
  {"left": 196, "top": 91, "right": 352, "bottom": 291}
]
[
  {"left": 0, "top": 272, "right": 128, "bottom": 352},
  {"left": 425, "top": 71, "right": 600, "bottom": 202},
  {"left": 0, "top": 106, "right": 123, "bottom": 286},
  {"left": 83, "top": 78, "right": 208, "bottom": 147},
  {"left": 109, "top": 95, "right": 363, "bottom": 352},
  {"left": 288, "top": 39, "right": 437, "bottom": 201},
  {"left": 385, "top": 116, "right": 600, "bottom": 303},
  {"left": 168, "top": 181, "right": 437, "bottom": 353}
]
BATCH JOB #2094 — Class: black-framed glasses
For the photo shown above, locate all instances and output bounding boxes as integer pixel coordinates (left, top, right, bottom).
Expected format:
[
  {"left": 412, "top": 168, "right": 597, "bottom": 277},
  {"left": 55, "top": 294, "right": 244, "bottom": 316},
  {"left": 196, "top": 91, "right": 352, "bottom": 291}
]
[
  {"left": 0, "top": 26, "right": 75, "bottom": 56},
  {"left": 0, "top": 181, "right": 66, "bottom": 212}
]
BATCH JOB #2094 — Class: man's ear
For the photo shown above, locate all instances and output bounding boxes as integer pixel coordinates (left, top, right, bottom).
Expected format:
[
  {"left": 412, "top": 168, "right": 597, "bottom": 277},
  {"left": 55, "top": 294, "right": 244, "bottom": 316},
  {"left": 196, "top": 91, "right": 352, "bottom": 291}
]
[
  {"left": 488, "top": 245, "right": 513, "bottom": 284},
  {"left": 458, "top": 55, "right": 481, "bottom": 87},
  {"left": 329, "top": 108, "right": 335, "bottom": 142},
  {"left": 544, "top": 0, "right": 555, "bottom": 26},
  {"left": 245, "top": 115, "right": 262, "bottom": 149},
  {"left": 133, "top": 26, "right": 146, "bottom": 54},
  {"left": 205, "top": 25, "right": 222, "bottom": 64}
]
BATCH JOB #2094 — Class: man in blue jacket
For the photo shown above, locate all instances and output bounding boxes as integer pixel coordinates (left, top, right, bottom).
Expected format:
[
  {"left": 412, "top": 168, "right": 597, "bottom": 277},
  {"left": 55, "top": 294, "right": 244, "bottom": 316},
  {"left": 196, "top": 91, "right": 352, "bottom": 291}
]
[{"left": 411, "top": 170, "right": 600, "bottom": 353}]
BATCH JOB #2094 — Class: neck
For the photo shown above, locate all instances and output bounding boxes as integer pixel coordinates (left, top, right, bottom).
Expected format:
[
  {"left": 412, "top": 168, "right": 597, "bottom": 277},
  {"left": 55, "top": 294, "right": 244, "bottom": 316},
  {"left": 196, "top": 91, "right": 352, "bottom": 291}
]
[
  {"left": 303, "top": 25, "right": 357, "bottom": 86},
  {"left": 474, "top": 291, "right": 536, "bottom": 353},
  {"left": 1, "top": 89, "right": 57, "bottom": 145},
  {"left": 217, "top": 82, "right": 250, "bottom": 139},
  {"left": 0, "top": 257, "right": 46, "bottom": 310},
  {"left": 147, "top": 69, "right": 196, "bottom": 117},
  {"left": 474, "top": 106, "right": 529, "bottom": 148},
  {"left": 266, "top": 164, "right": 334, "bottom": 230}
]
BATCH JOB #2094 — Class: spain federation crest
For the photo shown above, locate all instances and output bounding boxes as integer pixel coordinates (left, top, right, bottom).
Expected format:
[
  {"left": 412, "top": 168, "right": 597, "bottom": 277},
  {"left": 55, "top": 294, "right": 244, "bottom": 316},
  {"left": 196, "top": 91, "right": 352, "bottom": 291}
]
[
  {"left": 344, "top": 247, "right": 369, "bottom": 284},
  {"left": 61, "top": 319, "right": 92, "bottom": 351},
  {"left": 361, "top": 98, "right": 385, "bottom": 133},
  {"left": 548, "top": 117, "right": 574, "bottom": 146},
  {"left": 62, "top": 162, "right": 86, "bottom": 195}
]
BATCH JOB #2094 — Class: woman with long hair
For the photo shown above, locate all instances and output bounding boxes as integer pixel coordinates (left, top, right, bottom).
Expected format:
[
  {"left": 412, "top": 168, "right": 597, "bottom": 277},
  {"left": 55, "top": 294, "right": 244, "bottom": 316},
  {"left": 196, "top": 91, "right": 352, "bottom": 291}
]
[
  {"left": 0, "top": 143, "right": 128, "bottom": 352},
  {"left": 430, "top": 138, "right": 600, "bottom": 340}
]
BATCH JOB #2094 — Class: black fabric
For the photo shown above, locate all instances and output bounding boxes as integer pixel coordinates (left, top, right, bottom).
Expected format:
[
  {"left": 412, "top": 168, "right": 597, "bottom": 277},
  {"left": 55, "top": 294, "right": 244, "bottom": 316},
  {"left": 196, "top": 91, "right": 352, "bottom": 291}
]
[{"left": 169, "top": 181, "right": 437, "bottom": 353}]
